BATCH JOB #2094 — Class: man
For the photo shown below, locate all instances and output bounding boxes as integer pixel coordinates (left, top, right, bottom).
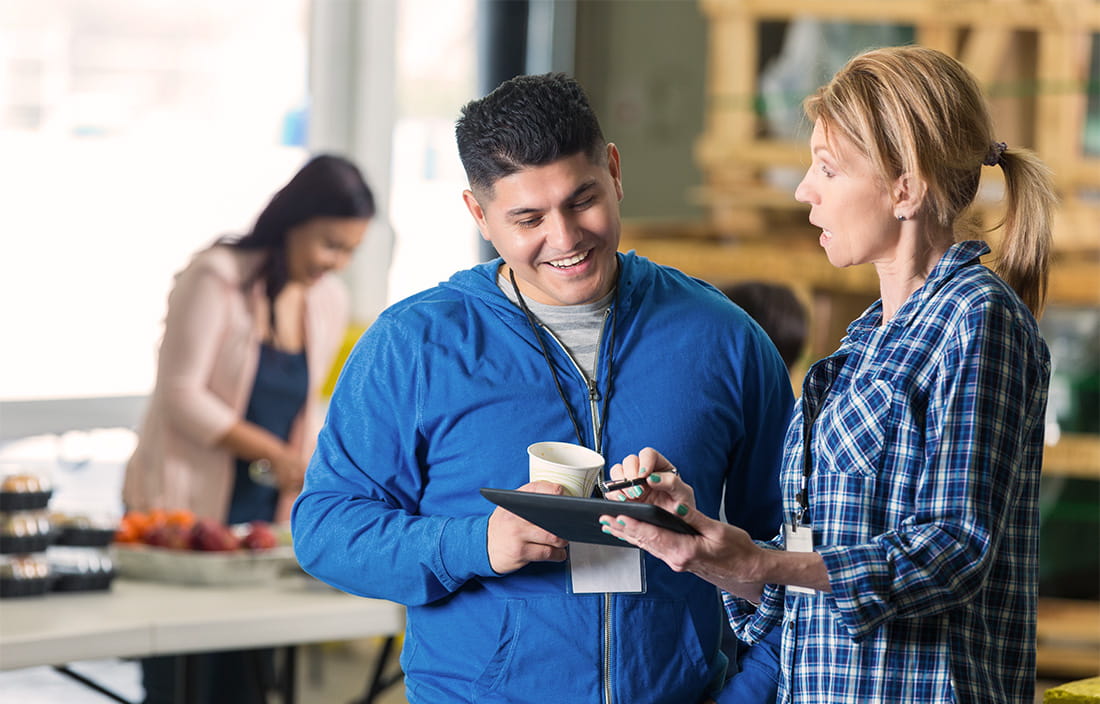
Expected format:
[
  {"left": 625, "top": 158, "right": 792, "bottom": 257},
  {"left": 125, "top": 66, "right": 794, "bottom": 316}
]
[{"left": 292, "top": 73, "right": 790, "bottom": 703}]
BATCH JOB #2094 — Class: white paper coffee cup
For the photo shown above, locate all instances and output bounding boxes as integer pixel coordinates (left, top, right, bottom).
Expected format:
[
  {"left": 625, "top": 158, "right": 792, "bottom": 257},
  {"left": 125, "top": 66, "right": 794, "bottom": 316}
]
[{"left": 527, "top": 441, "right": 604, "bottom": 497}]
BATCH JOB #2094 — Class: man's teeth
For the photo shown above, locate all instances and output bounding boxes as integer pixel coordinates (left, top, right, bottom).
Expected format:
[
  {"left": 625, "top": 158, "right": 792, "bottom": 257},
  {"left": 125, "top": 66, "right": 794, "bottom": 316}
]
[{"left": 549, "top": 252, "right": 587, "bottom": 268}]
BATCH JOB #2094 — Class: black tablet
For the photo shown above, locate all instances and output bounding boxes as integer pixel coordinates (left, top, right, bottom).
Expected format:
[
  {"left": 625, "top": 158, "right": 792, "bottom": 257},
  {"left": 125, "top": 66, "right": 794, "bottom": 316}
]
[{"left": 480, "top": 487, "right": 699, "bottom": 548}]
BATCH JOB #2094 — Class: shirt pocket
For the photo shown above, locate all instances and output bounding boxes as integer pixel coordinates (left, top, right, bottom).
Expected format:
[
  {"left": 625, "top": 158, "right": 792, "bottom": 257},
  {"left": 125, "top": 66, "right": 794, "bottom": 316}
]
[{"left": 816, "top": 377, "right": 893, "bottom": 477}]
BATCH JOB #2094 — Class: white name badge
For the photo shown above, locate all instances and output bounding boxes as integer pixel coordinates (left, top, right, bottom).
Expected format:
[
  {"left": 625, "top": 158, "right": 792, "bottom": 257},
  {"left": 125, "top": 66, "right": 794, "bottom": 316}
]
[
  {"left": 784, "top": 522, "right": 816, "bottom": 595},
  {"left": 569, "top": 542, "right": 645, "bottom": 594}
]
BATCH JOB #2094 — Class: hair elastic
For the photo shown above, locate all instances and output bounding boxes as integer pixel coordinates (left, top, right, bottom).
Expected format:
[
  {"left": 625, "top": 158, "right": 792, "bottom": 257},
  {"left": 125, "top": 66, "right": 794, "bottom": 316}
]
[{"left": 983, "top": 141, "right": 1007, "bottom": 167}]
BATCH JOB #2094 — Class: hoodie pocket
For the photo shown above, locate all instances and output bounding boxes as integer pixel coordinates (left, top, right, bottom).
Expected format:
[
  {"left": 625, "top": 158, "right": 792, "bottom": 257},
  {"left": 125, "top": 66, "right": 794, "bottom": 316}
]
[
  {"left": 472, "top": 595, "right": 713, "bottom": 703},
  {"left": 614, "top": 595, "right": 712, "bottom": 702},
  {"left": 471, "top": 597, "right": 602, "bottom": 700}
]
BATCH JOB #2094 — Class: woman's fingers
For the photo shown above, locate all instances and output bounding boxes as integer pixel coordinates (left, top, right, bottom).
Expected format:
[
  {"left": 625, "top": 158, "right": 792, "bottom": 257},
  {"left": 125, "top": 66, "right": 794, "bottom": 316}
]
[
  {"left": 603, "top": 455, "right": 644, "bottom": 500},
  {"left": 606, "top": 449, "right": 685, "bottom": 503},
  {"left": 637, "top": 447, "right": 673, "bottom": 475},
  {"left": 597, "top": 512, "right": 692, "bottom": 570},
  {"left": 640, "top": 470, "right": 696, "bottom": 514}
]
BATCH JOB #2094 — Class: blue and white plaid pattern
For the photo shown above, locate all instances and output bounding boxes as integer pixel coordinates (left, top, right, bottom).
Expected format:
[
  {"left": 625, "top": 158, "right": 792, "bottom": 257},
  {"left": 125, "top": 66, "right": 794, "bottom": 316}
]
[{"left": 725, "top": 241, "right": 1050, "bottom": 703}]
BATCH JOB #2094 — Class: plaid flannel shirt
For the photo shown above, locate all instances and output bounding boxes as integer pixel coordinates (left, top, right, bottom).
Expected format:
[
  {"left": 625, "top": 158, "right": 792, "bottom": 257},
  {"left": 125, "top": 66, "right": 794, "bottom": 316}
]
[{"left": 725, "top": 241, "right": 1050, "bottom": 703}]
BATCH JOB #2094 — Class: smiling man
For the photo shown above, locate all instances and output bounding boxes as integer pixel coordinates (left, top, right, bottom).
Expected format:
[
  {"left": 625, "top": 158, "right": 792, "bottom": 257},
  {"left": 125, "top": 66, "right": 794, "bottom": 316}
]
[{"left": 291, "top": 73, "right": 793, "bottom": 704}]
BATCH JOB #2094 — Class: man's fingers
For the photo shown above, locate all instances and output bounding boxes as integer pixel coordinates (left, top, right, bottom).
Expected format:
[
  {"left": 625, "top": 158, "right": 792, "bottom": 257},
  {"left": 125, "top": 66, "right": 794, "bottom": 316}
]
[
  {"left": 525, "top": 543, "right": 567, "bottom": 563},
  {"left": 523, "top": 480, "right": 565, "bottom": 495}
]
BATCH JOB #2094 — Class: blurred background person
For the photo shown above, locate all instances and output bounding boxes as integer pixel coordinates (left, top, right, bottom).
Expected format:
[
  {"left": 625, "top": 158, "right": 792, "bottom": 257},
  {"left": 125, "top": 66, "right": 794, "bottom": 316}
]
[
  {"left": 122, "top": 153, "right": 374, "bottom": 704},
  {"left": 720, "top": 281, "right": 808, "bottom": 373}
]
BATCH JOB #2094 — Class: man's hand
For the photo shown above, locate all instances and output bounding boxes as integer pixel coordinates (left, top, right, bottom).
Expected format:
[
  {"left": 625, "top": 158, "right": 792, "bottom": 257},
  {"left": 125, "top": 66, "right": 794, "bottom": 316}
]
[{"left": 487, "top": 480, "right": 569, "bottom": 574}]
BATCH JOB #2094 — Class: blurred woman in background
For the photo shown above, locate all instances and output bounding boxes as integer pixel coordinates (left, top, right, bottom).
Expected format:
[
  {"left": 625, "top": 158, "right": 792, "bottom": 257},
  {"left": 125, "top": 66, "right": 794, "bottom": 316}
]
[{"left": 123, "top": 153, "right": 374, "bottom": 704}]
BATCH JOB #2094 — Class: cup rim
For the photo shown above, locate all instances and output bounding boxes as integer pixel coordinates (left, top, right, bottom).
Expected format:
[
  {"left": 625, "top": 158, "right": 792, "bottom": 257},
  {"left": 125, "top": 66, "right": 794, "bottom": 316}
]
[{"left": 526, "top": 441, "right": 604, "bottom": 470}]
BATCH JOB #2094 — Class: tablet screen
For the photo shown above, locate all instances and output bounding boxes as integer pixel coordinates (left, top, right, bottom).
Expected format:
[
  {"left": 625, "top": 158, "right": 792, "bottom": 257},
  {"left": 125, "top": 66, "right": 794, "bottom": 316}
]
[{"left": 480, "top": 487, "right": 699, "bottom": 547}]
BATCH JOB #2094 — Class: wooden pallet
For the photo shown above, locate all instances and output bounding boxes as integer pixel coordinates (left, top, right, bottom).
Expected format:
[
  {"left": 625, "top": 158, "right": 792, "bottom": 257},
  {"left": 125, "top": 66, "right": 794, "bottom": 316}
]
[{"left": 1037, "top": 598, "right": 1100, "bottom": 679}]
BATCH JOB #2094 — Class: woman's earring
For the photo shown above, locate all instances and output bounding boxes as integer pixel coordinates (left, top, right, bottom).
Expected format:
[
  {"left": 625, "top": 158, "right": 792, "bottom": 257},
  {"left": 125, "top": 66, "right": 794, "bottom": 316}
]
[{"left": 896, "top": 214, "right": 907, "bottom": 221}]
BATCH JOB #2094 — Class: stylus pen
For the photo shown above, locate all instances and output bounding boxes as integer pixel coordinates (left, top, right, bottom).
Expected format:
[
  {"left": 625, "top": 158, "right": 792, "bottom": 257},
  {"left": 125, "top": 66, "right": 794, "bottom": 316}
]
[{"left": 598, "top": 476, "right": 650, "bottom": 494}]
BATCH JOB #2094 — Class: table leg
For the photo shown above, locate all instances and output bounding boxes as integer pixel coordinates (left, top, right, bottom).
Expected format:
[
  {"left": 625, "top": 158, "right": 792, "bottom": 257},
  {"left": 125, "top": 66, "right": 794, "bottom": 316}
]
[
  {"left": 175, "top": 654, "right": 198, "bottom": 704},
  {"left": 51, "top": 665, "right": 136, "bottom": 704},
  {"left": 280, "top": 645, "right": 297, "bottom": 704},
  {"left": 349, "top": 636, "right": 401, "bottom": 704}
]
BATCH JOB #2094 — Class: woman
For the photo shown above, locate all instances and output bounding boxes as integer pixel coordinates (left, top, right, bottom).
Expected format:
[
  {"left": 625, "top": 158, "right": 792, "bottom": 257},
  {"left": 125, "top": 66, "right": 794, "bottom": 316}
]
[
  {"left": 123, "top": 154, "right": 373, "bottom": 704},
  {"left": 600, "top": 46, "right": 1054, "bottom": 703},
  {"left": 124, "top": 154, "right": 373, "bottom": 526}
]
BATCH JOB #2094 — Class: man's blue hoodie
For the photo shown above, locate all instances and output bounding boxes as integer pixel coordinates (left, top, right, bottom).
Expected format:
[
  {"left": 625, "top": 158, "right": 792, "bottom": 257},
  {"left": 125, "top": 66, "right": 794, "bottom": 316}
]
[{"left": 293, "top": 252, "right": 791, "bottom": 703}]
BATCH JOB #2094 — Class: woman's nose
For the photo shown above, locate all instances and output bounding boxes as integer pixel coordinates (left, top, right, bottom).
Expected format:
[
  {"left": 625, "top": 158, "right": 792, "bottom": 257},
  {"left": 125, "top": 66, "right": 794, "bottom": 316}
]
[
  {"left": 794, "top": 171, "right": 815, "bottom": 205},
  {"left": 331, "top": 249, "right": 354, "bottom": 271}
]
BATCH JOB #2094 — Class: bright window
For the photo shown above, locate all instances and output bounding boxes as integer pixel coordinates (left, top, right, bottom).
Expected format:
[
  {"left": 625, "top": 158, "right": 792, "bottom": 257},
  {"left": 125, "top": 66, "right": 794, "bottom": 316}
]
[
  {"left": 387, "top": 0, "right": 479, "bottom": 304},
  {"left": 0, "top": 0, "right": 309, "bottom": 400},
  {"left": 0, "top": 0, "right": 482, "bottom": 409}
]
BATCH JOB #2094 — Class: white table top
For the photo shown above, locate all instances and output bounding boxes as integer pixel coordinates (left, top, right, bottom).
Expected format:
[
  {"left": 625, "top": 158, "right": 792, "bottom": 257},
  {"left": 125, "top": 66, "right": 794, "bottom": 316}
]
[{"left": 0, "top": 576, "right": 404, "bottom": 671}]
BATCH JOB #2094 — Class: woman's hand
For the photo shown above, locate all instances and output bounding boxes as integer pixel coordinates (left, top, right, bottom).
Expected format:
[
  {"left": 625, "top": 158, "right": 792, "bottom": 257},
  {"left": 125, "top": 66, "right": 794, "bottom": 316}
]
[
  {"left": 599, "top": 447, "right": 766, "bottom": 600},
  {"left": 268, "top": 451, "right": 307, "bottom": 492},
  {"left": 218, "top": 421, "right": 306, "bottom": 492},
  {"left": 603, "top": 447, "right": 694, "bottom": 510}
]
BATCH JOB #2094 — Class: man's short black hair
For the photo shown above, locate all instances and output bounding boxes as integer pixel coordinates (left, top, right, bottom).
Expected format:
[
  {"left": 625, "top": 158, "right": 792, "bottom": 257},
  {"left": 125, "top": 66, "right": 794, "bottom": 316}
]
[{"left": 455, "top": 72, "right": 606, "bottom": 195}]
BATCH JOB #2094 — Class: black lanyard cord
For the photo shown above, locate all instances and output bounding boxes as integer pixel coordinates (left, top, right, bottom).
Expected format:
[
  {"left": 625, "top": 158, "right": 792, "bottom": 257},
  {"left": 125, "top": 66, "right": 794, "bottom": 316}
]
[
  {"left": 508, "top": 267, "right": 618, "bottom": 453},
  {"left": 796, "top": 407, "right": 813, "bottom": 525},
  {"left": 796, "top": 357, "right": 843, "bottom": 525}
]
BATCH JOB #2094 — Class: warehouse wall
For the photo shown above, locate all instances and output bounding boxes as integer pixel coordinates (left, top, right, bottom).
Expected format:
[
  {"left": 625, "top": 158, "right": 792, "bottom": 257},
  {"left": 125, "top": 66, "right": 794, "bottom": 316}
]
[{"left": 573, "top": 1, "right": 709, "bottom": 221}]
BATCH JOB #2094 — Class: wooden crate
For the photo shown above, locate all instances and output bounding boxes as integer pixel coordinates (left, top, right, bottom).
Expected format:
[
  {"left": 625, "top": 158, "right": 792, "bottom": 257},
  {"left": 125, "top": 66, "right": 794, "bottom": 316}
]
[
  {"left": 695, "top": 0, "right": 1100, "bottom": 252},
  {"left": 1037, "top": 598, "right": 1100, "bottom": 678}
]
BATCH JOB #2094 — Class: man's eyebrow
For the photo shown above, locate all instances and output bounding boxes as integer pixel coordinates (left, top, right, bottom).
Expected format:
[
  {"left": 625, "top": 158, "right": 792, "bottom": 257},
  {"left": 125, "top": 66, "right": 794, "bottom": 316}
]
[
  {"left": 505, "top": 206, "right": 541, "bottom": 218},
  {"left": 504, "top": 179, "right": 598, "bottom": 218}
]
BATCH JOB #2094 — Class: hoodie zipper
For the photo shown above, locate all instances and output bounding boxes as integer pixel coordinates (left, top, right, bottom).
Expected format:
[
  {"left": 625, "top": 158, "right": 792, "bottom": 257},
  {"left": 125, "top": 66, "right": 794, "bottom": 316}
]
[
  {"left": 538, "top": 308, "right": 611, "bottom": 453},
  {"left": 539, "top": 308, "right": 614, "bottom": 703}
]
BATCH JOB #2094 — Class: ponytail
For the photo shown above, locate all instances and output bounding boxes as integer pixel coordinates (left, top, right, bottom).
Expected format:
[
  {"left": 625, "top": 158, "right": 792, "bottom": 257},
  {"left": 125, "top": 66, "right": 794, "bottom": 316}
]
[{"left": 993, "top": 147, "right": 1056, "bottom": 318}]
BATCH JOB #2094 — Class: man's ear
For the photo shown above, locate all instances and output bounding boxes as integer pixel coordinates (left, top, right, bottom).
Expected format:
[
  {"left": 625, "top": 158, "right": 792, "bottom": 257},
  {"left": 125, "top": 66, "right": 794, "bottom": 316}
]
[
  {"left": 892, "top": 173, "right": 927, "bottom": 220},
  {"left": 606, "top": 143, "right": 624, "bottom": 202},
  {"left": 462, "top": 189, "right": 492, "bottom": 241}
]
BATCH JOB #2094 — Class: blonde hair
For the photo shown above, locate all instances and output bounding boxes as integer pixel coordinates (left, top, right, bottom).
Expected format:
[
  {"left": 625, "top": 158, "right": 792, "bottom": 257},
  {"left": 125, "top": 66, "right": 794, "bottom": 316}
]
[{"left": 803, "top": 45, "right": 1056, "bottom": 316}]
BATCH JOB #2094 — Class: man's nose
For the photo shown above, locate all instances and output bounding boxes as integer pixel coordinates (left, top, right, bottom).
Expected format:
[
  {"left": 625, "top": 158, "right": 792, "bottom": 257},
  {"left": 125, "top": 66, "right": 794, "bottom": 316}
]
[{"left": 544, "top": 211, "right": 583, "bottom": 250}]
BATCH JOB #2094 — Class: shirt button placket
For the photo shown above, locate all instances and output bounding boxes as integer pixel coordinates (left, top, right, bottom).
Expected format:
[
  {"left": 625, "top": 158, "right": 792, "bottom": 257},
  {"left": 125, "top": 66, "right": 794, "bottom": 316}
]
[{"left": 782, "top": 605, "right": 798, "bottom": 703}]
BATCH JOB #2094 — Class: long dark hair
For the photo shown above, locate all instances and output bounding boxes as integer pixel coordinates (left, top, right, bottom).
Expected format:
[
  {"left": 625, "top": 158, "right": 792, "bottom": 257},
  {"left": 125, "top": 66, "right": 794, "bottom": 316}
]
[{"left": 221, "top": 153, "right": 375, "bottom": 311}]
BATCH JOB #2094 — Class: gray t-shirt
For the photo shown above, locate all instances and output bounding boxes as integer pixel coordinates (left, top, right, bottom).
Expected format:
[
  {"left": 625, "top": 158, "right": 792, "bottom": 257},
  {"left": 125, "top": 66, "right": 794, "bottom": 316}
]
[{"left": 497, "top": 271, "right": 613, "bottom": 380}]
